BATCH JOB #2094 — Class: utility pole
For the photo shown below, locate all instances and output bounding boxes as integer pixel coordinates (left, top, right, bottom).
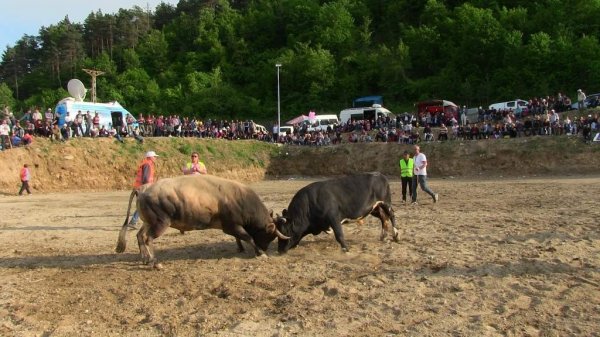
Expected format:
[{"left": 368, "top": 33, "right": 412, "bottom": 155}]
[
  {"left": 82, "top": 68, "right": 105, "bottom": 103},
  {"left": 276, "top": 63, "right": 282, "bottom": 142}
]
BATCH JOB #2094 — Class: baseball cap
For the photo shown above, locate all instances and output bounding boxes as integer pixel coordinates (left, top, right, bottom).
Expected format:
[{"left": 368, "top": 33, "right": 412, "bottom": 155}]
[{"left": 145, "top": 151, "right": 159, "bottom": 158}]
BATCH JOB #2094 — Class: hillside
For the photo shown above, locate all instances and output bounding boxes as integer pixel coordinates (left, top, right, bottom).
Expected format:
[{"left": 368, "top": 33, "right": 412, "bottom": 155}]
[{"left": 1, "top": 135, "right": 599, "bottom": 194}]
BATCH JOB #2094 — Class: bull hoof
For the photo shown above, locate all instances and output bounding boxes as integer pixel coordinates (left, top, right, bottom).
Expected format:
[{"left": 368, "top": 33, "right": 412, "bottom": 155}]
[
  {"left": 256, "top": 253, "right": 269, "bottom": 259},
  {"left": 342, "top": 247, "right": 349, "bottom": 253},
  {"left": 153, "top": 262, "right": 164, "bottom": 270},
  {"left": 393, "top": 233, "right": 400, "bottom": 242}
]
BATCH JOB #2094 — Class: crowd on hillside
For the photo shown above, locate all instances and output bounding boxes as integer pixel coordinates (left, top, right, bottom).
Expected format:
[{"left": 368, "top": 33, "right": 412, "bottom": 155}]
[
  {"left": 2, "top": 90, "right": 599, "bottom": 151},
  {"left": 277, "top": 91, "right": 600, "bottom": 145},
  {"left": 337, "top": 111, "right": 599, "bottom": 144},
  {"left": 0, "top": 107, "right": 275, "bottom": 150},
  {"left": 132, "top": 114, "right": 273, "bottom": 141}
]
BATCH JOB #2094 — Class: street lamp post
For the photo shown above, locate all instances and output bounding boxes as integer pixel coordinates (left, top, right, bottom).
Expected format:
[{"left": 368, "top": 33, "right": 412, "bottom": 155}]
[{"left": 276, "top": 63, "right": 282, "bottom": 142}]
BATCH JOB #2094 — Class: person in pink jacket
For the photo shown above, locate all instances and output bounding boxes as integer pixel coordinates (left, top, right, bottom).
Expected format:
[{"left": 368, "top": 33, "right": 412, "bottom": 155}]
[{"left": 18, "top": 164, "right": 32, "bottom": 195}]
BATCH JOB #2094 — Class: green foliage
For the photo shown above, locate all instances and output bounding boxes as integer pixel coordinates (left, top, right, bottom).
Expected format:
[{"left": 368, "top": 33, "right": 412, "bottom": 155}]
[
  {"left": 122, "top": 49, "right": 141, "bottom": 69},
  {"left": 23, "top": 88, "right": 69, "bottom": 110},
  {"left": 206, "top": 145, "right": 217, "bottom": 156},
  {"left": 137, "top": 30, "right": 169, "bottom": 75},
  {"left": 116, "top": 67, "right": 160, "bottom": 110},
  {"left": 0, "top": 83, "right": 15, "bottom": 109},
  {"left": 2, "top": 0, "right": 600, "bottom": 118},
  {"left": 178, "top": 142, "right": 194, "bottom": 156},
  {"left": 278, "top": 43, "right": 336, "bottom": 111}
]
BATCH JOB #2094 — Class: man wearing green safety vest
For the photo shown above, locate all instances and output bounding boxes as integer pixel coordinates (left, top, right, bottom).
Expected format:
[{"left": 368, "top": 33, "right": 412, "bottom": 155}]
[{"left": 398, "top": 150, "right": 414, "bottom": 204}]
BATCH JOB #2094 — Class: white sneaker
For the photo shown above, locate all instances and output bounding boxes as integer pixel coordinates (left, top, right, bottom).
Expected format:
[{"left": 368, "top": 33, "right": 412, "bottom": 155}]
[{"left": 434, "top": 194, "right": 439, "bottom": 203}]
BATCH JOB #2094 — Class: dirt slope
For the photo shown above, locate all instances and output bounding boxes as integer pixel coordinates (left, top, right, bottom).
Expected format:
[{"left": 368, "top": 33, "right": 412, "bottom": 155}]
[{"left": 0, "top": 135, "right": 599, "bottom": 194}]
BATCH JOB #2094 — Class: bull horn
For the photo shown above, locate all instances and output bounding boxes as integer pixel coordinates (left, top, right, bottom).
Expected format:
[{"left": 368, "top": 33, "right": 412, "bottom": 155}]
[{"left": 275, "top": 228, "right": 290, "bottom": 240}]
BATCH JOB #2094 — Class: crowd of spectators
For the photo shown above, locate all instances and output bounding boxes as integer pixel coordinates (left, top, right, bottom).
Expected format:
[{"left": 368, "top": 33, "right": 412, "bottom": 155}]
[
  {"left": 2, "top": 91, "right": 599, "bottom": 151},
  {"left": 133, "top": 114, "right": 272, "bottom": 141},
  {"left": 0, "top": 107, "right": 275, "bottom": 150},
  {"left": 279, "top": 105, "right": 599, "bottom": 146},
  {"left": 439, "top": 91, "right": 600, "bottom": 142}
]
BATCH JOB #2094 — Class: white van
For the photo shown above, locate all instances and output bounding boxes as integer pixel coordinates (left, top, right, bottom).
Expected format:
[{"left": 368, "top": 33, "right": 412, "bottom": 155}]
[
  {"left": 278, "top": 125, "right": 294, "bottom": 137},
  {"left": 488, "top": 99, "right": 529, "bottom": 116},
  {"left": 55, "top": 97, "right": 137, "bottom": 130},
  {"left": 339, "top": 104, "right": 394, "bottom": 124},
  {"left": 302, "top": 114, "right": 340, "bottom": 132},
  {"left": 254, "top": 124, "right": 267, "bottom": 134}
]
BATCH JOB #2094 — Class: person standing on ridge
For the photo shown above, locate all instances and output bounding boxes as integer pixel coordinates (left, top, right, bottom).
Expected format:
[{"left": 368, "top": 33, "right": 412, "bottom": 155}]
[{"left": 577, "top": 89, "right": 587, "bottom": 111}]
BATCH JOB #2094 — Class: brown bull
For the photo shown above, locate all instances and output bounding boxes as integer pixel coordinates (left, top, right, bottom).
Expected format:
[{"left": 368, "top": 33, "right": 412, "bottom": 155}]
[{"left": 115, "top": 175, "right": 288, "bottom": 269}]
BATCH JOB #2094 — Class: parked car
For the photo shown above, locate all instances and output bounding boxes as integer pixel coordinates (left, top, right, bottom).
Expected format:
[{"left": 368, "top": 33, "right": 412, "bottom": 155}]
[
  {"left": 278, "top": 125, "right": 294, "bottom": 137},
  {"left": 570, "top": 93, "right": 600, "bottom": 110},
  {"left": 488, "top": 99, "right": 529, "bottom": 117},
  {"left": 278, "top": 125, "right": 294, "bottom": 141},
  {"left": 302, "top": 114, "right": 340, "bottom": 132},
  {"left": 340, "top": 105, "right": 394, "bottom": 124},
  {"left": 416, "top": 100, "right": 459, "bottom": 125}
]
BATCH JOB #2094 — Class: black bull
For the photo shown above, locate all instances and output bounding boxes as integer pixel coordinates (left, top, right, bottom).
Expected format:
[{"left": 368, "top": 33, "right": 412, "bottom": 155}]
[{"left": 276, "top": 172, "right": 398, "bottom": 253}]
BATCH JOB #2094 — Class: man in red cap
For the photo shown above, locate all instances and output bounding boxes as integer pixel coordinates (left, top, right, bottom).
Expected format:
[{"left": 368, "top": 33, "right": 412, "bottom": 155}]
[{"left": 127, "top": 151, "right": 159, "bottom": 229}]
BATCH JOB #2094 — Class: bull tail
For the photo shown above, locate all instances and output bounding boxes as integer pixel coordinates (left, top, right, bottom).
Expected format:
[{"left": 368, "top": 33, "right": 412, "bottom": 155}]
[{"left": 116, "top": 189, "right": 139, "bottom": 253}]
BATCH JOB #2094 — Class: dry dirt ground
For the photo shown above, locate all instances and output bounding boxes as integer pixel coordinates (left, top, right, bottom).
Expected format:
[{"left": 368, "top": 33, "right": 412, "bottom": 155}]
[{"left": 1, "top": 177, "right": 599, "bottom": 337}]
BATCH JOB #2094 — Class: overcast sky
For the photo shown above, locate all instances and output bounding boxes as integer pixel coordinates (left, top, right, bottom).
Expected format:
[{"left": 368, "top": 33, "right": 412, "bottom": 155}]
[{"left": 0, "top": 0, "right": 179, "bottom": 53}]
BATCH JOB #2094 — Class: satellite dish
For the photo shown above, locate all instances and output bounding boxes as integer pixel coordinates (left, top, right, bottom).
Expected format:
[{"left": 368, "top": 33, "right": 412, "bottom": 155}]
[{"left": 67, "top": 79, "right": 87, "bottom": 101}]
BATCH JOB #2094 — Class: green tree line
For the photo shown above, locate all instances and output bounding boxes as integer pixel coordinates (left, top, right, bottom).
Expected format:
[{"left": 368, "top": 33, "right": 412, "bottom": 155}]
[{"left": 1, "top": 0, "right": 599, "bottom": 123}]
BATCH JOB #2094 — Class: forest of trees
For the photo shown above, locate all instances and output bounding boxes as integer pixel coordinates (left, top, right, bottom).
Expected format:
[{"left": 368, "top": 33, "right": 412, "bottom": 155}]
[{"left": 0, "top": 0, "right": 599, "bottom": 123}]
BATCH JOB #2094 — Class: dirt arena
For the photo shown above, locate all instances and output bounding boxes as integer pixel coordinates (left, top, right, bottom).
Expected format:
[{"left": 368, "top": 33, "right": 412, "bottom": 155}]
[{"left": 1, "top": 177, "right": 599, "bottom": 337}]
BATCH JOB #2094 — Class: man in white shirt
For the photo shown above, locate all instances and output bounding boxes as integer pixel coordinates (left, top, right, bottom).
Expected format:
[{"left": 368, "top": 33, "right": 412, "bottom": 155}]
[
  {"left": 44, "top": 108, "right": 54, "bottom": 122},
  {"left": 411, "top": 145, "right": 438, "bottom": 205},
  {"left": 0, "top": 119, "right": 12, "bottom": 150},
  {"left": 32, "top": 109, "right": 42, "bottom": 123},
  {"left": 577, "top": 89, "right": 587, "bottom": 110}
]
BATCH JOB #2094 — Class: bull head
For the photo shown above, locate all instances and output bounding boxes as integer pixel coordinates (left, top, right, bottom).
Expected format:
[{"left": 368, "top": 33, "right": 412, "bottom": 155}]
[
  {"left": 275, "top": 210, "right": 294, "bottom": 254},
  {"left": 269, "top": 210, "right": 290, "bottom": 240}
]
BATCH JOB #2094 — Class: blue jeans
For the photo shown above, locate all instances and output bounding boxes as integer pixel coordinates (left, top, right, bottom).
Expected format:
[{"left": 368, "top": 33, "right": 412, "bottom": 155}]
[{"left": 412, "top": 175, "right": 435, "bottom": 202}]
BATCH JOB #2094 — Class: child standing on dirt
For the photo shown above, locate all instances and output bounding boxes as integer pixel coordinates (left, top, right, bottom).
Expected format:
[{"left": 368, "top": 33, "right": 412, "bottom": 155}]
[{"left": 18, "top": 164, "right": 32, "bottom": 195}]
